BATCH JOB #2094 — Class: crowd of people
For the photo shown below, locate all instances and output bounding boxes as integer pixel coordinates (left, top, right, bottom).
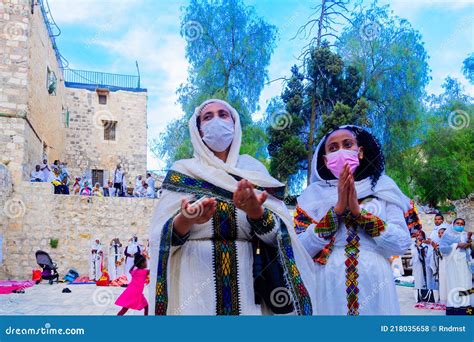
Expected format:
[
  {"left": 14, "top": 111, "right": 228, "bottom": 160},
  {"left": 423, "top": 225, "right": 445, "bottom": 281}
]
[
  {"left": 89, "top": 235, "right": 149, "bottom": 283},
  {"left": 411, "top": 214, "right": 473, "bottom": 315},
  {"left": 30, "top": 161, "right": 159, "bottom": 198}
]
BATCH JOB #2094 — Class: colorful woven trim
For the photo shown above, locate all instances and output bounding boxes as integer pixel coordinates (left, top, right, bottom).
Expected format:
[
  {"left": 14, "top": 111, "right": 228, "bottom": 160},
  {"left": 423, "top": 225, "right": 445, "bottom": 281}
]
[
  {"left": 277, "top": 222, "right": 313, "bottom": 315},
  {"left": 231, "top": 174, "right": 286, "bottom": 200},
  {"left": 163, "top": 170, "right": 285, "bottom": 203},
  {"left": 346, "top": 209, "right": 386, "bottom": 237},
  {"left": 293, "top": 206, "right": 317, "bottom": 234},
  {"left": 163, "top": 170, "right": 233, "bottom": 202},
  {"left": 212, "top": 200, "right": 241, "bottom": 315},
  {"left": 248, "top": 208, "right": 275, "bottom": 235},
  {"left": 155, "top": 216, "right": 174, "bottom": 315},
  {"left": 344, "top": 225, "right": 360, "bottom": 316},
  {"left": 404, "top": 199, "right": 423, "bottom": 237},
  {"left": 314, "top": 207, "right": 339, "bottom": 239},
  {"left": 313, "top": 237, "right": 336, "bottom": 265}
]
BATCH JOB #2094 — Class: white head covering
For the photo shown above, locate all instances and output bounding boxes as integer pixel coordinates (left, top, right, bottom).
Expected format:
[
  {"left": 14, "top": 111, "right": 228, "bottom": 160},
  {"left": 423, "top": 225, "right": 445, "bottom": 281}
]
[
  {"left": 298, "top": 125, "right": 411, "bottom": 222},
  {"left": 148, "top": 99, "right": 316, "bottom": 315}
]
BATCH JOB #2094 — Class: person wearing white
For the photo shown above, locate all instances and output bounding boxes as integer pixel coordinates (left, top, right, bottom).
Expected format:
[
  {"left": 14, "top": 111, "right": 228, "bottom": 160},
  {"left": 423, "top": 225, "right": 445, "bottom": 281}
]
[
  {"left": 145, "top": 183, "right": 155, "bottom": 198},
  {"left": 124, "top": 236, "right": 141, "bottom": 282},
  {"left": 30, "top": 165, "right": 45, "bottom": 182},
  {"left": 89, "top": 239, "right": 103, "bottom": 281},
  {"left": 40, "top": 159, "right": 52, "bottom": 181},
  {"left": 439, "top": 218, "right": 473, "bottom": 315},
  {"left": 108, "top": 238, "right": 124, "bottom": 280},
  {"left": 113, "top": 165, "right": 125, "bottom": 197},
  {"left": 148, "top": 99, "right": 315, "bottom": 316},
  {"left": 294, "top": 125, "right": 412, "bottom": 315},
  {"left": 146, "top": 173, "right": 156, "bottom": 197},
  {"left": 410, "top": 230, "right": 434, "bottom": 302},
  {"left": 133, "top": 179, "right": 144, "bottom": 197}
]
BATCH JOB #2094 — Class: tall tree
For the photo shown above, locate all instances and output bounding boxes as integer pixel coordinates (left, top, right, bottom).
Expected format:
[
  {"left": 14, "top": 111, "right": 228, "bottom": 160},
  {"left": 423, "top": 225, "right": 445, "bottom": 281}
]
[
  {"left": 153, "top": 0, "right": 277, "bottom": 166},
  {"left": 337, "top": 3, "right": 430, "bottom": 190},
  {"left": 462, "top": 53, "right": 474, "bottom": 84},
  {"left": 294, "top": 1, "right": 352, "bottom": 183}
]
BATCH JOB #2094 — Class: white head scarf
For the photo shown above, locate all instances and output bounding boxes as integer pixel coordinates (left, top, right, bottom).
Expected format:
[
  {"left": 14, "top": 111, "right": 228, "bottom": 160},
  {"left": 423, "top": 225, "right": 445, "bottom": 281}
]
[
  {"left": 148, "top": 99, "right": 316, "bottom": 315},
  {"left": 298, "top": 125, "right": 411, "bottom": 222}
]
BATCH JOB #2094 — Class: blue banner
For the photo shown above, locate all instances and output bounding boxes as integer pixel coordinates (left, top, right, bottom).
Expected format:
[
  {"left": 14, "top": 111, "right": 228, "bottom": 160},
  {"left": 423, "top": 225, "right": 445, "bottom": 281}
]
[{"left": 0, "top": 316, "right": 472, "bottom": 342}]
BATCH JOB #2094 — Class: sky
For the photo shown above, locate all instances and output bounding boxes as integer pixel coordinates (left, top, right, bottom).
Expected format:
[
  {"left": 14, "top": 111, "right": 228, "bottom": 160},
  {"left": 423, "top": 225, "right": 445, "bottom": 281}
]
[{"left": 46, "top": 0, "right": 474, "bottom": 171}]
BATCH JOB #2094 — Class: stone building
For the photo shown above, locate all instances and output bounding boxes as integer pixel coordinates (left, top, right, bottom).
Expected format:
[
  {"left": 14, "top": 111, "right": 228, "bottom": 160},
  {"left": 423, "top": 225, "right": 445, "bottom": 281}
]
[
  {"left": 1, "top": 0, "right": 147, "bottom": 188},
  {"left": 0, "top": 0, "right": 151, "bottom": 279}
]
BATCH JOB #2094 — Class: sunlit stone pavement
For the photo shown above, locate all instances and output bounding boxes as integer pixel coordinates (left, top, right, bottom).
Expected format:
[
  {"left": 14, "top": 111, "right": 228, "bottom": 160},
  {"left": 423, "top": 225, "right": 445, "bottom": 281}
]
[{"left": 0, "top": 282, "right": 443, "bottom": 316}]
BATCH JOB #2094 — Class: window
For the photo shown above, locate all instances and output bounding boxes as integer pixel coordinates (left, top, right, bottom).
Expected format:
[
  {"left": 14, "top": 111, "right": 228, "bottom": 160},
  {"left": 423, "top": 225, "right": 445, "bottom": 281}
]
[
  {"left": 46, "top": 67, "right": 57, "bottom": 95},
  {"left": 103, "top": 120, "right": 117, "bottom": 141},
  {"left": 92, "top": 169, "right": 104, "bottom": 187},
  {"left": 98, "top": 94, "right": 107, "bottom": 105}
]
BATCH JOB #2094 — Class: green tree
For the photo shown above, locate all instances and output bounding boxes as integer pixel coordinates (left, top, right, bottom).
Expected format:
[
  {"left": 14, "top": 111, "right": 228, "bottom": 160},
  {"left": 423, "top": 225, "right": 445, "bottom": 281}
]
[
  {"left": 412, "top": 78, "right": 473, "bottom": 206},
  {"left": 337, "top": 3, "right": 430, "bottom": 191},
  {"left": 462, "top": 53, "right": 474, "bottom": 84},
  {"left": 152, "top": 0, "right": 277, "bottom": 166}
]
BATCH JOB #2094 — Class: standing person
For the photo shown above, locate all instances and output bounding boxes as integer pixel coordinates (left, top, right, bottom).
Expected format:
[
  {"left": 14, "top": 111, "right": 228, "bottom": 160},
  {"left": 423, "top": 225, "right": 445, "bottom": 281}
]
[
  {"left": 294, "top": 125, "right": 413, "bottom": 315},
  {"left": 90, "top": 239, "right": 104, "bottom": 281},
  {"left": 107, "top": 181, "right": 116, "bottom": 197},
  {"left": 439, "top": 218, "right": 473, "bottom": 315},
  {"left": 148, "top": 99, "right": 314, "bottom": 316},
  {"left": 113, "top": 164, "right": 125, "bottom": 197},
  {"left": 115, "top": 253, "right": 149, "bottom": 316},
  {"left": 411, "top": 230, "right": 435, "bottom": 303},
  {"left": 124, "top": 236, "right": 141, "bottom": 282},
  {"left": 108, "top": 238, "right": 124, "bottom": 280},
  {"left": 40, "top": 159, "right": 51, "bottom": 182},
  {"left": 430, "top": 227, "right": 446, "bottom": 301},
  {"left": 430, "top": 214, "right": 446, "bottom": 242},
  {"left": 146, "top": 173, "right": 156, "bottom": 197}
]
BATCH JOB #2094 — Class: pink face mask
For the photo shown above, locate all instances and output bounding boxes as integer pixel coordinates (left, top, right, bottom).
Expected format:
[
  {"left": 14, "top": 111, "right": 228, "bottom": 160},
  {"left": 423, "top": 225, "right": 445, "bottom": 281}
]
[{"left": 325, "top": 149, "right": 360, "bottom": 178}]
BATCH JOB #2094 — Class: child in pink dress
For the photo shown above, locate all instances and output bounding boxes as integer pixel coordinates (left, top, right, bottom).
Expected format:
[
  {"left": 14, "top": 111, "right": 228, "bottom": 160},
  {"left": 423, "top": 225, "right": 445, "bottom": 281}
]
[{"left": 115, "top": 253, "right": 149, "bottom": 315}]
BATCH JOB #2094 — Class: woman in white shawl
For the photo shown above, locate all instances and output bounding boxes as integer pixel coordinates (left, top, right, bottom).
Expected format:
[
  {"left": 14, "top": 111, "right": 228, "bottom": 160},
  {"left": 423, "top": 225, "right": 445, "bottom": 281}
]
[
  {"left": 89, "top": 239, "right": 103, "bottom": 281},
  {"left": 148, "top": 99, "right": 315, "bottom": 316},
  {"left": 439, "top": 218, "right": 473, "bottom": 315},
  {"left": 294, "top": 125, "right": 415, "bottom": 315}
]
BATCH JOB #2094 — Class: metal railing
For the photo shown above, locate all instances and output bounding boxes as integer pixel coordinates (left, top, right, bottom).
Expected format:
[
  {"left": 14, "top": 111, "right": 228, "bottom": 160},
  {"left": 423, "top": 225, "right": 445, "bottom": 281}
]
[{"left": 63, "top": 68, "right": 141, "bottom": 89}]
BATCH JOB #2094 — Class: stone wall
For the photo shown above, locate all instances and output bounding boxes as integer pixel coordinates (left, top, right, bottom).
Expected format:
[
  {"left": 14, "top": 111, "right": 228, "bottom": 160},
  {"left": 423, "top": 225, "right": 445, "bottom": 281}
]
[
  {"left": 64, "top": 88, "right": 147, "bottom": 185},
  {"left": 1, "top": 182, "right": 158, "bottom": 279},
  {"left": 453, "top": 193, "right": 474, "bottom": 230},
  {"left": 0, "top": 0, "right": 66, "bottom": 185}
]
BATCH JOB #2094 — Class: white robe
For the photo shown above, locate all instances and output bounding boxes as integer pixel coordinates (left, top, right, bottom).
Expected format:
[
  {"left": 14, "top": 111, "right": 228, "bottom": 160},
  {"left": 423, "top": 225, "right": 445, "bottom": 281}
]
[
  {"left": 410, "top": 241, "right": 429, "bottom": 290},
  {"left": 440, "top": 230, "right": 472, "bottom": 308},
  {"left": 296, "top": 125, "right": 413, "bottom": 315},
  {"left": 149, "top": 99, "right": 315, "bottom": 316},
  {"left": 108, "top": 243, "right": 124, "bottom": 280},
  {"left": 89, "top": 242, "right": 103, "bottom": 281},
  {"left": 124, "top": 242, "right": 140, "bottom": 282},
  {"left": 298, "top": 197, "right": 411, "bottom": 314}
]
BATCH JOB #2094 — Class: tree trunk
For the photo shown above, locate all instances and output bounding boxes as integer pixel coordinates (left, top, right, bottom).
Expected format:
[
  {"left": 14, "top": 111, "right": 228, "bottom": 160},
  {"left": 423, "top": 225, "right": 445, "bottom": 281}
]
[{"left": 307, "top": 95, "right": 317, "bottom": 184}]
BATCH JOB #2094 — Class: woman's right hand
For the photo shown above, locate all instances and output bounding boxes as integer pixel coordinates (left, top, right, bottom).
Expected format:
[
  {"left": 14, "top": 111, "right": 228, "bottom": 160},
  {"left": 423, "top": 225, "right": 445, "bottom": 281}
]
[
  {"left": 173, "top": 197, "right": 217, "bottom": 236},
  {"left": 334, "top": 164, "right": 350, "bottom": 215}
]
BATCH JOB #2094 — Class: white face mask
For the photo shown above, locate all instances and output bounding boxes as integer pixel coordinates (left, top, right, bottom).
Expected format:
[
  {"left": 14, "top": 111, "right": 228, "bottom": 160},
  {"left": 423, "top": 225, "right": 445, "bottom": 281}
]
[{"left": 201, "top": 117, "right": 234, "bottom": 152}]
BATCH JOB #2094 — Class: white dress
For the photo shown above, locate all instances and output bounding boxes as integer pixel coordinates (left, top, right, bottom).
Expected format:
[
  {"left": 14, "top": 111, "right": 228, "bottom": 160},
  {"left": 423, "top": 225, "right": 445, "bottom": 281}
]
[{"left": 296, "top": 197, "right": 411, "bottom": 315}]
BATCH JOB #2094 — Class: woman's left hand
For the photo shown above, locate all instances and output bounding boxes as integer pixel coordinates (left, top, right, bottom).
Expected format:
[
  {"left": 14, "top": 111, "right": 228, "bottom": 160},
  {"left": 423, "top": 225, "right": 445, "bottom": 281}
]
[
  {"left": 233, "top": 179, "right": 267, "bottom": 220},
  {"left": 347, "top": 174, "right": 361, "bottom": 217}
]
